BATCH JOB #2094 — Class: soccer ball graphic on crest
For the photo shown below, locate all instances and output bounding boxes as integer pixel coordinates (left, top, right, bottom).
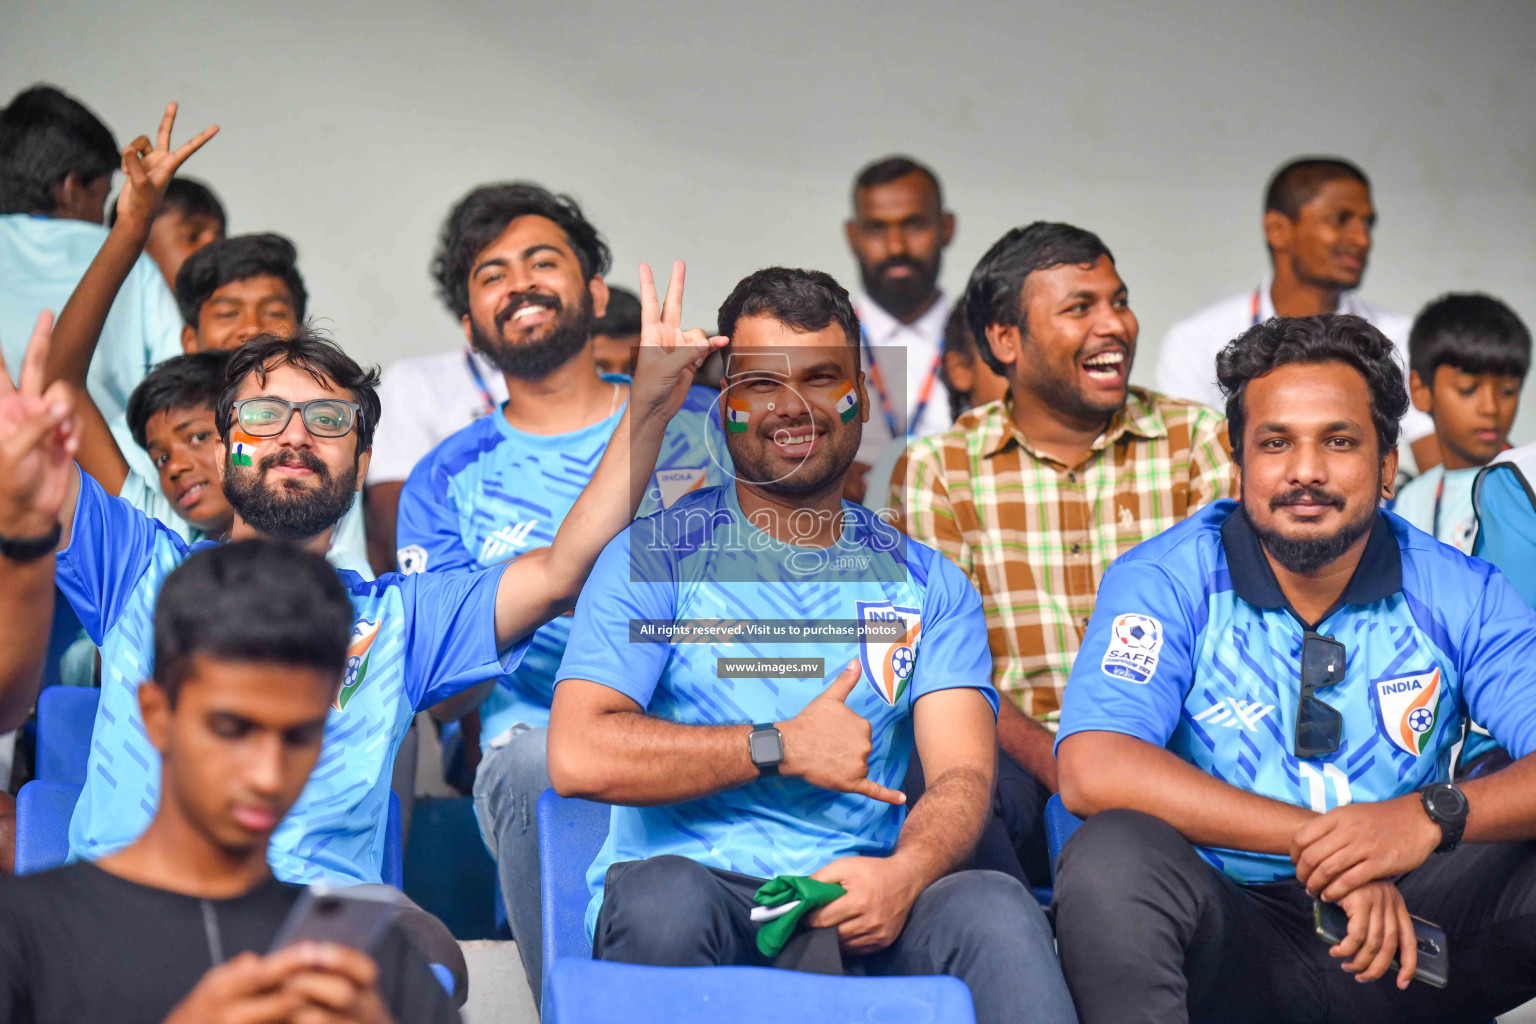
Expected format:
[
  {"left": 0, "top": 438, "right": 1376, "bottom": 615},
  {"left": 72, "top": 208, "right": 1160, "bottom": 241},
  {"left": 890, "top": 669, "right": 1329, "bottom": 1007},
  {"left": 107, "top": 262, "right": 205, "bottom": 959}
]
[{"left": 1112, "top": 614, "right": 1161, "bottom": 651}]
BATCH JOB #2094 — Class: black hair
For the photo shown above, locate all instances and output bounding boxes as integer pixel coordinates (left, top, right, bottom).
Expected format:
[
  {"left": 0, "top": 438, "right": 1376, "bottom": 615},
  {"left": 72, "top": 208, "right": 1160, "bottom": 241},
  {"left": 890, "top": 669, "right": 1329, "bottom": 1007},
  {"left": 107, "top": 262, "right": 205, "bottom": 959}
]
[
  {"left": 939, "top": 299, "right": 977, "bottom": 421},
  {"left": 0, "top": 85, "right": 118, "bottom": 216},
  {"left": 1263, "top": 158, "right": 1371, "bottom": 220},
  {"left": 215, "top": 327, "right": 382, "bottom": 454},
  {"left": 174, "top": 233, "right": 307, "bottom": 328},
  {"left": 153, "top": 539, "right": 352, "bottom": 704},
  {"left": 111, "top": 176, "right": 226, "bottom": 232},
  {"left": 962, "top": 221, "right": 1115, "bottom": 376},
  {"left": 716, "top": 267, "right": 860, "bottom": 368},
  {"left": 851, "top": 155, "right": 943, "bottom": 210},
  {"left": 593, "top": 285, "right": 642, "bottom": 338},
  {"left": 126, "top": 350, "right": 233, "bottom": 449},
  {"left": 1408, "top": 293, "right": 1531, "bottom": 383},
  {"left": 1216, "top": 314, "right": 1410, "bottom": 464},
  {"left": 431, "top": 182, "right": 611, "bottom": 320}
]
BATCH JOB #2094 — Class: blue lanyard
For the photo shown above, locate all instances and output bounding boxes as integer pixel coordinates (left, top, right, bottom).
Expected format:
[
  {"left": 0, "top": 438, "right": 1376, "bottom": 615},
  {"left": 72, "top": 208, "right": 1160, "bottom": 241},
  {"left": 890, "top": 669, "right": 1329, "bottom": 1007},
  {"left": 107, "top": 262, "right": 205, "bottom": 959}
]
[
  {"left": 858, "top": 325, "right": 942, "bottom": 439},
  {"left": 464, "top": 349, "right": 496, "bottom": 416}
]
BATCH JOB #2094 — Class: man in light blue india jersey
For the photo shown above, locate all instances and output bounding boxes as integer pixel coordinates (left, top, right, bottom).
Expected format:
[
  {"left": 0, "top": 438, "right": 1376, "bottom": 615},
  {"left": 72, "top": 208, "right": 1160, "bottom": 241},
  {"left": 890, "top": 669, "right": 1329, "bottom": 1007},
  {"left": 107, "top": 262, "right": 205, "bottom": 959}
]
[
  {"left": 548, "top": 268, "right": 1076, "bottom": 1024},
  {"left": 1054, "top": 314, "right": 1536, "bottom": 1024},
  {"left": 395, "top": 182, "right": 726, "bottom": 1002}
]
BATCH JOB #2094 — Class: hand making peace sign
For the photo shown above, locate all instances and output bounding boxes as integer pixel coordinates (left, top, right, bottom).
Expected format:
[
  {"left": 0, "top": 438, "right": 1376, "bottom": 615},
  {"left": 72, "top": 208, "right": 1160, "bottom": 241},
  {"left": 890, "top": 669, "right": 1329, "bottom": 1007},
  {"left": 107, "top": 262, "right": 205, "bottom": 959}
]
[
  {"left": 113, "top": 101, "right": 220, "bottom": 231},
  {"left": 0, "top": 313, "right": 80, "bottom": 540},
  {"left": 628, "top": 260, "right": 728, "bottom": 425}
]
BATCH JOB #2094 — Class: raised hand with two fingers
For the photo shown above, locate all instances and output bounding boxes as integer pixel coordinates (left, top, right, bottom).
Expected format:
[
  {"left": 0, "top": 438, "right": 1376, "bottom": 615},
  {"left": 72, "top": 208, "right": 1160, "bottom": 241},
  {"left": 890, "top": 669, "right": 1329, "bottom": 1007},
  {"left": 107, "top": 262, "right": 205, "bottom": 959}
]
[
  {"left": 0, "top": 312, "right": 80, "bottom": 541},
  {"left": 114, "top": 101, "right": 220, "bottom": 231},
  {"left": 628, "top": 260, "right": 727, "bottom": 426}
]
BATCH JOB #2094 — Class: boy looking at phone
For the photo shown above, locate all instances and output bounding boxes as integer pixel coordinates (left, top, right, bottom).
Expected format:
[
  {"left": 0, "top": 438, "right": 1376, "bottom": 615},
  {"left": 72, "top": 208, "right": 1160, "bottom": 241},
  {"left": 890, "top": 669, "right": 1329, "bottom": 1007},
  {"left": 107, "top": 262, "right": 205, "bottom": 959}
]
[
  {"left": 1052, "top": 315, "right": 1536, "bottom": 1024},
  {"left": 0, "top": 542, "right": 457, "bottom": 1023}
]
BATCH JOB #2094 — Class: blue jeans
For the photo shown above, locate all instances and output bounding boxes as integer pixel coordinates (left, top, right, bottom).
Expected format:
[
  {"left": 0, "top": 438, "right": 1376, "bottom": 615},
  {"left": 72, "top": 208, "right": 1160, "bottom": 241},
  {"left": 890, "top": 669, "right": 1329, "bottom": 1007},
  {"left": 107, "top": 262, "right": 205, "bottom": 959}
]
[
  {"left": 471, "top": 723, "right": 550, "bottom": 1008},
  {"left": 594, "top": 856, "right": 1078, "bottom": 1024}
]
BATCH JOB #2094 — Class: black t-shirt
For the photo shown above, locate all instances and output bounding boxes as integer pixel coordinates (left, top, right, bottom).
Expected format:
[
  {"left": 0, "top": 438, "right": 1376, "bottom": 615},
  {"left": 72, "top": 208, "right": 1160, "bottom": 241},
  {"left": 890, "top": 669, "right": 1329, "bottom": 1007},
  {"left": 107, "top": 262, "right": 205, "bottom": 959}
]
[{"left": 0, "top": 862, "right": 458, "bottom": 1024}]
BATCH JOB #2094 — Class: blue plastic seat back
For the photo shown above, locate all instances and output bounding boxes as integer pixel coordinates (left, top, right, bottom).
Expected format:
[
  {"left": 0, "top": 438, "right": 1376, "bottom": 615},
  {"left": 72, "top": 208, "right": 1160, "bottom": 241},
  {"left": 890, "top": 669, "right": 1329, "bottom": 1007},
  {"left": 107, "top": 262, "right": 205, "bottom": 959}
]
[
  {"left": 1045, "top": 794, "right": 1085, "bottom": 883},
  {"left": 383, "top": 790, "right": 403, "bottom": 889},
  {"left": 547, "top": 958, "right": 977, "bottom": 1024},
  {"left": 36, "top": 687, "right": 100, "bottom": 785},
  {"left": 16, "top": 780, "right": 83, "bottom": 874},
  {"left": 538, "top": 790, "right": 611, "bottom": 1004},
  {"left": 1473, "top": 460, "right": 1536, "bottom": 610}
]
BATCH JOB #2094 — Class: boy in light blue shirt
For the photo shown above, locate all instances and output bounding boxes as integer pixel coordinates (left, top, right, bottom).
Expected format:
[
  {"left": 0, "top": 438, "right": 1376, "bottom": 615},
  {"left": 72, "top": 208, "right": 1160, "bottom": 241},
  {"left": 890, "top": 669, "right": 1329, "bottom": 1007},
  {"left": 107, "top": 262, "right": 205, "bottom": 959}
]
[
  {"left": 1393, "top": 293, "right": 1530, "bottom": 553},
  {"left": 0, "top": 87, "right": 184, "bottom": 423}
]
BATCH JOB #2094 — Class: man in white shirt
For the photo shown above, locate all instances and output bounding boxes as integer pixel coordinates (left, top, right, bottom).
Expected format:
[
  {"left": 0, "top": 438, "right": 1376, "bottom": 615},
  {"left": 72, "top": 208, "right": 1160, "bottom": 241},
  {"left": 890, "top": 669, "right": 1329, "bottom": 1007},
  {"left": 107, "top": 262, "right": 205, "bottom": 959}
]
[
  {"left": 1155, "top": 157, "right": 1437, "bottom": 470},
  {"left": 364, "top": 345, "right": 507, "bottom": 572},
  {"left": 0, "top": 85, "right": 183, "bottom": 425},
  {"left": 844, "top": 156, "right": 955, "bottom": 501}
]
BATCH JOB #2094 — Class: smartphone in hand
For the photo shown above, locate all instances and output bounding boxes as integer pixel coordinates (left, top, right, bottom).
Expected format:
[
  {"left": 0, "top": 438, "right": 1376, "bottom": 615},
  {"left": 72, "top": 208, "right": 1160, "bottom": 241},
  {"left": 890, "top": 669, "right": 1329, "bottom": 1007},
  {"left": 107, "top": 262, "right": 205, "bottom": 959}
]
[
  {"left": 270, "top": 886, "right": 401, "bottom": 954},
  {"left": 1313, "top": 898, "right": 1449, "bottom": 988}
]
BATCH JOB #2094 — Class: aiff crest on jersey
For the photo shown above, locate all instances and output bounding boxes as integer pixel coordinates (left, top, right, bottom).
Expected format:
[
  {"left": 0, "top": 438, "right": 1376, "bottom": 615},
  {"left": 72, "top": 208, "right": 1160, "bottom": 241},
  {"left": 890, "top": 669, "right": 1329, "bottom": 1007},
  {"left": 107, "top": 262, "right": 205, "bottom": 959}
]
[
  {"left": 335, "top": 618, "right": 381, "bottom": 712},
  {"left": 1374, "top": 667, "right": 1441, "bottom": 756},
  {"left": 856, "top": 600, "right": 921, "bottom": 706}
]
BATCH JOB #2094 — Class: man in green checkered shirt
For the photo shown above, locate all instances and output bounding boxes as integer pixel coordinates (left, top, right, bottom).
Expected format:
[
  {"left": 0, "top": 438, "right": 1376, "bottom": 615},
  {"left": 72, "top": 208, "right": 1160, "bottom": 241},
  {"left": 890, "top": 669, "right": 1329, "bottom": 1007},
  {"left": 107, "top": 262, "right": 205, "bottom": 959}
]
[{"left": 894, "top": 221, "right": 1234, "bottom": 886}]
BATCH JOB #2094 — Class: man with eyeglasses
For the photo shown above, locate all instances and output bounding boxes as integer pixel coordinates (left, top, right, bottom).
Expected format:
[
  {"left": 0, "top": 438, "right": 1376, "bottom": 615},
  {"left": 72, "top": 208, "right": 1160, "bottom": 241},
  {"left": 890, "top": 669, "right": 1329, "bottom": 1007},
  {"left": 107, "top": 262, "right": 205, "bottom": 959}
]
[
  {"left": 0, "top": 310, "right": 718, "bottom": 998},
  {"left": 1051, "top": 314, "right": 1536, "bottom": 1024}
]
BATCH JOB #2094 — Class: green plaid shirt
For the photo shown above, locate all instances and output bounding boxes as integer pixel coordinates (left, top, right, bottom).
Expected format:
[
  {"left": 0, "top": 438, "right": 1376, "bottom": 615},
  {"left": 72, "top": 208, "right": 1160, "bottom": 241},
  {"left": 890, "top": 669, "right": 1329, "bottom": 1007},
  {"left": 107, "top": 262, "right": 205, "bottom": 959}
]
[{"left": 892, "top": 387, "right": 1235, "bottom": 721}]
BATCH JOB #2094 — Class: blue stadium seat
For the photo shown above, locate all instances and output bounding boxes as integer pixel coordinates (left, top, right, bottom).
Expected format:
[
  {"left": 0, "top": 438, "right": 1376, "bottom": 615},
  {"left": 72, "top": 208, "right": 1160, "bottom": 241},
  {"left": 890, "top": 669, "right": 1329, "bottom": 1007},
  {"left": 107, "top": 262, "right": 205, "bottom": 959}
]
[
  {"left": 15, "top": 780, "right": 82, "bottom": 874},
  {"left": 538, "top": 788, "right": 610, "bottom": 1020},
  {"left": 545, "top": 958, "right": 977, "bottom": 1024},
  {"left": 1044, "top": 794, "right": 1085, "bottom": 883},
  {"left": 383, "top": 790, "right": 403, "bottom": 890},
  {"left": 36, "top": 686, "right": 100, "bottom": 785},
  {"left": 17, "top": 777, "right": 403, "bottom": 889}
]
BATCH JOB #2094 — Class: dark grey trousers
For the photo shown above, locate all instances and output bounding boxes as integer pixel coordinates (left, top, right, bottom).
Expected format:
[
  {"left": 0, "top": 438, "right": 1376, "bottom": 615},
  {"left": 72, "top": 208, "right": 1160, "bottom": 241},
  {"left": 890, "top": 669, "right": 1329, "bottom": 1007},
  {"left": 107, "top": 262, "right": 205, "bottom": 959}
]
[
  {"left": 1053, "top": 809, "right": 1536, "bottom": 1024},
  {"left": 594, "top": 855, "right": 1079, "bottom": 1024}
]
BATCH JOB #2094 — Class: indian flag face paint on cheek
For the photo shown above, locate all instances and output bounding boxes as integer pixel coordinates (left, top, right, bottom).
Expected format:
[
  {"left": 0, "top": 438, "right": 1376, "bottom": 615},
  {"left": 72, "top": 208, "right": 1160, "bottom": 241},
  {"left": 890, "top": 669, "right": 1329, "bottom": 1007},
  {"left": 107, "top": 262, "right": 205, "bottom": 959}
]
[
  {"left": 832, "top": 381, "right": 858, "bottom": 423},
  {"left": 726, "top": 398, "right": 750, "bottom": 434},
  {"left": 229, "top": 430, "right": 261, "bottom": 468}
]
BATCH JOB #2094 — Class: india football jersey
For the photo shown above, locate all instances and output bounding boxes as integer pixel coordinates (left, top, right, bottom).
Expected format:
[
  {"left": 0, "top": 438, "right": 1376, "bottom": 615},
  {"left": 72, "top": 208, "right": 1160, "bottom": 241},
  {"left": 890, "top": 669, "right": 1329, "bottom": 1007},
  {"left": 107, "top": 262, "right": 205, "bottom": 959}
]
[
  {"left": 56, "top": 469, "right": 525, "bottom": 884},
  {"left": 1058, "top": 499, "right": 1536, "bottom": 884},
  {"left": 554, "top": 484, "right": 998, "bottom": 936},
  {"left": 395, "top": 384, "right": 724, "bottom": 742}
]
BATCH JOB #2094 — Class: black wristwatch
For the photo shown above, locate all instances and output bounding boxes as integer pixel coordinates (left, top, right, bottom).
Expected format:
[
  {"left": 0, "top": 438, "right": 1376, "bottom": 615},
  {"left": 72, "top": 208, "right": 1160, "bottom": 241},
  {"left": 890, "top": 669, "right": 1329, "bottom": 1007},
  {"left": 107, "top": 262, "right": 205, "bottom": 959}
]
[
  {"left": 0, "top": 522, "right": 61, "bottom": 563},
  {"left": 1419, "top": 783, "right": 1469, "bottom": 853},
  {"left": 748, "top": 723, "right": 784, "bottom": 778}
]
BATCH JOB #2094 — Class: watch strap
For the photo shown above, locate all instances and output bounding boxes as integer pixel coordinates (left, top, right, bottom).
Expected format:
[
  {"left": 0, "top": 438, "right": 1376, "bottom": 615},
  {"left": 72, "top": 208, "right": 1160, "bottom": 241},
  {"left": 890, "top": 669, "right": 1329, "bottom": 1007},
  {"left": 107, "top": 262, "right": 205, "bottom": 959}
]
[
  {"left": 1420, "top": 783, "right": 1467, "bottom": 853},
  {"left": 0, "top": 522, "right": 61, "bottom": 563}
]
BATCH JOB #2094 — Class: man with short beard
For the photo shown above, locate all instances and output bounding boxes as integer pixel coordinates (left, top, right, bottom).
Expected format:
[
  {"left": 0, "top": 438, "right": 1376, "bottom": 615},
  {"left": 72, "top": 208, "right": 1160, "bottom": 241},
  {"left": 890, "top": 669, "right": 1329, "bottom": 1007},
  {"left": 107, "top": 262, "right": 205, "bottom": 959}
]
[
  {"left": 842, "top": 156, "right": 955, "bottom": 502},
  {"left": 0, "top": 305, "right": 719, "bottom": 999},
  {"left": 547, "top": 267, "right": 1076, "bottom": 1024},
  {"left": 1053, "top": 314, "right": 1536, "bottom": 1024},
  {"left": 394, "top": 181, "right": 723, "bottom": 1006},
  {"left": 894, "top": 221, "right": 1234, "bottom": 887}
]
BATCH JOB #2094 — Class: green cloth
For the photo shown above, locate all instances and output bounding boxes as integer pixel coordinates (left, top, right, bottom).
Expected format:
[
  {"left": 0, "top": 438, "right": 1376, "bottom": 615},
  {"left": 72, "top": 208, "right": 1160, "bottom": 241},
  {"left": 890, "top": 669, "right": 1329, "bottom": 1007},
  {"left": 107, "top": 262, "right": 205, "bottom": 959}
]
[{"left": 753, "top": 875, "right": 846, "bottom": 957}]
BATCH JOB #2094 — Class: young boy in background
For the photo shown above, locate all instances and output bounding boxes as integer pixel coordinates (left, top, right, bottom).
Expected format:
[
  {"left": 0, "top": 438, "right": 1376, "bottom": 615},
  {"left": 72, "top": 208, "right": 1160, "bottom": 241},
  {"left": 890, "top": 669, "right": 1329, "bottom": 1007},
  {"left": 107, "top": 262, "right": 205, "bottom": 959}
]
[
  {"left": 1394, "top": 293, "right": 1530, "bottom": 552},
  {"left": 111, "top": 176, "right": 226, "bottom": 290}
]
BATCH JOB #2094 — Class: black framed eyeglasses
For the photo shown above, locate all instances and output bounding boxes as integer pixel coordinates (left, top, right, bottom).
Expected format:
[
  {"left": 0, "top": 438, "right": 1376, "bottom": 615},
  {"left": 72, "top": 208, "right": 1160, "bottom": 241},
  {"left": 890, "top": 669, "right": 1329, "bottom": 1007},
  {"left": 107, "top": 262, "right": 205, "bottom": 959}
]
[
  {"left": 1295, "top": 631, "right": 1345, "bottom": 759},
  {"left": 233, "top": 397, "right": 361, "bottom": 439}
]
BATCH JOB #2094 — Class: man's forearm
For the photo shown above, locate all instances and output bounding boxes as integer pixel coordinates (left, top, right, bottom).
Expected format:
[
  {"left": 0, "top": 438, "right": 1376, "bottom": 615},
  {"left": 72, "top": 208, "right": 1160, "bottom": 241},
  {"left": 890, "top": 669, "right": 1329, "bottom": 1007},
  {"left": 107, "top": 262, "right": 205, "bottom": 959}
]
[
  {"left": 548, "top": 707, "right": 757, "bottom": 806},
  {"left": 47, "top": 218, "right": 153, "bottom": 387},
  {"left": 997, "top": 698, "right": 1058, "bottom": 791},
  {"left": 890, "top": 763, "right": 991, "bottom": 888},
  {"left": 1462, "top": 752, "right": 1536, "bottom": 843},
  {"left": 493, "top": 408, "right": 667, "bottom": 649},
  {"left": 1059, "top": 730, "right": 1315, "bottom": 855},
  {"left": 0, "top": 555, "right": 54, "bottom": 731}
]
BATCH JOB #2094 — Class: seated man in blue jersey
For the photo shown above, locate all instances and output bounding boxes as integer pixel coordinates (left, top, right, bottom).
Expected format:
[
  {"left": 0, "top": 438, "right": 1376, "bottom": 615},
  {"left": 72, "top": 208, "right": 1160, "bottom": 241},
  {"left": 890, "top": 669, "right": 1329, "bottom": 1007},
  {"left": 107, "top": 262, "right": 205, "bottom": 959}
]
[
  {"left": 1053, "top": 314, "right": 1536, "bottom": 1024},
  {"left": 395, "top": 182, "right": 725, "bottom": 1003},
  {"left": 547, "top": 268, "right": 1076, "bottom": 1024},
  {"left": 0, "top": 313, "right": 719, "bottom": 996}
]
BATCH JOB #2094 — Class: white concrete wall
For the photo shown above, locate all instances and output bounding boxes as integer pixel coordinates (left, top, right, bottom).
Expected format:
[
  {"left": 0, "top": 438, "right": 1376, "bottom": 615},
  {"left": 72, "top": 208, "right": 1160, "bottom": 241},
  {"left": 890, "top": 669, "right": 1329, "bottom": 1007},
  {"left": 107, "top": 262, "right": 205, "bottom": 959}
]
[{"left": 4, "top": 0, "right": 1533, "bottom": 440}]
